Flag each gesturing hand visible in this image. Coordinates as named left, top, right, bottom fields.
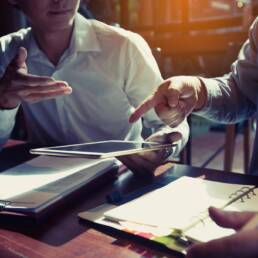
left=0, top=47, right=72, bottom=109
left=129, top=76, right=207, bottom=128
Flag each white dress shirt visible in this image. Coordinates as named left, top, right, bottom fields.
left=0, top=14, right=189, bottom=155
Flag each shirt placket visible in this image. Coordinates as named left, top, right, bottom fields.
left=54, top=54, right=77, bottom=144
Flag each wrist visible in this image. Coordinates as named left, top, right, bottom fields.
left=194, top=77, right=208, bottom=111
left=0, top=105, right=19, bottom=110
left=0, top=98, right=19, bottom=110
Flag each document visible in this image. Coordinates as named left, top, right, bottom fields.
left=103, top=176, right=258, bottom=243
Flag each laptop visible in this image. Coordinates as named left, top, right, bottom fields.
left=0, top=156, right=117, bottom=219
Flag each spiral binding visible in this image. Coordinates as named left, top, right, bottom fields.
left=184, top=186, right=257, bottom=234
left=228, top=186, right=256, bottom=203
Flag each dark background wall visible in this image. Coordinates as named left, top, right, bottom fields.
left=0, top=2, right=27, bottom=37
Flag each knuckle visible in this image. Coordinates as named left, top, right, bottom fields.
left=160, top=80, right=170, bottom=90
left=12, top=72, right=20, bottom=81
left=25, top=95, right=35, bottom=102
left=16, top=73, right=29, bottom=83
left=10, top=80, right=16, bottom=87
left=168, top=86, right=179, bottom=94
left=18, top=89, right=30, bottom=97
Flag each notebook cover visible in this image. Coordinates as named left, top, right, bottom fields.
left=78, top=203, right=189, bottom=256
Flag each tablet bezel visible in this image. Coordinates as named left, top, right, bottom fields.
left=30, top=140, right=174, bottom=159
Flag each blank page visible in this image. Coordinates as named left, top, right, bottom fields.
left=104, top=177, right=256, bottom=232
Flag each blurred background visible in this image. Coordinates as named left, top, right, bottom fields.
left=1, top=0, right=257, bottom=173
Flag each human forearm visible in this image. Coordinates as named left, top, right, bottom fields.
left=194, top=19, right=258, bottom=123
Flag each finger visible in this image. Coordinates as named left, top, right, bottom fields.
left=186, top=229, right=258, bottom=258
left=168, top=114, right=185, bottom=128
left=145, top=130, right=168, bottom=143
left=13, top=73, right=56, bottom=86
left=209, top=207, right=256, bottom=230
left=167, top=101, right=187, bottom=127
left=16, top=47, right=27, bottom=68
left=129, top=154, right=156, bottom=173
left=166, top=87, right=180, bottom=108
left=14, top=84, right=72, bottom=97
left=117, top=155, right=144, bottom=176
left=10, top=81, right=71, bottom=92
left=9, top=47, right=27, bottom=70
left=118, top=154, right=155, bottom=177
left=145, top=133, right=179, bottom=162
left=24, top=88, right=72, bottom=103
left=138, top=149, right=165, bottom=165
left=155, top=103, right=185, bottom=128
left=147, top=131, right=181, bottom=144
left=155, top=103, right=179, bottom=122
left=167, top=132, right=182, bottom=142
left=129, top=81, right=171, bottom=123
left=129, top=95, right=160, bottom=123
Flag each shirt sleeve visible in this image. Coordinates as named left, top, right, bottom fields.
left=0, top=34, right=20, bottom=150
left=194, top=18, right=258, bottom=123
left=0, top=108, right=19, bottom=150
left=123, top=32, right=189, bottom=154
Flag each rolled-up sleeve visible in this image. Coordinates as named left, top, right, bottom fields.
left=195, top=18, right=258, bottom=123
left=0, top=34, right=19, bottom=150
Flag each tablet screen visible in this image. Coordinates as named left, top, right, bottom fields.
left=48, top=141, right=160, bottom=153
left=30, top=140, right=173, bottom=158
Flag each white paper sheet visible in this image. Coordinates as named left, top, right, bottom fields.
left=104, top=176, right=258, bottom=242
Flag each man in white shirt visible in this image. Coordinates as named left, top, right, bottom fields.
left=0, top=0, right=189, bottom=176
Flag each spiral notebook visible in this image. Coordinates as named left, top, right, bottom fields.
left=103, top=176, right=258, bottom=244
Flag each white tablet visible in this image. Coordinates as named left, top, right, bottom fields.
left=30, top=140, right=174, bottom=159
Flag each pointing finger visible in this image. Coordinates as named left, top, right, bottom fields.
left=129, top=81, right=171, bottom=123
left=129, top=95, right=159, bottom=123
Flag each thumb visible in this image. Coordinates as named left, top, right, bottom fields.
left=209, top=207, right=255, bottom=230
left=167, top=131, right=182, bottom=143
left=186, top=229, right=258, bottom=258
left=15, top=47, right=27, bottom=69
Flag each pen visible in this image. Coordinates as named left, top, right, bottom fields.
left=242, top=214, right=258, bottom=231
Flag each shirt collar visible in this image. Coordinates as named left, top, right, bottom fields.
left=71, top=13, right=101, bottom=53
left=28, top=13, right=101, bottom=58
left=27, top=33, right=40, bottom=58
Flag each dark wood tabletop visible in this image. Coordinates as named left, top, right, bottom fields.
left=0, top=144, right=258, bottom=258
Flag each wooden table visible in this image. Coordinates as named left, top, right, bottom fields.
left=0, top=145, right=258, bottom=258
